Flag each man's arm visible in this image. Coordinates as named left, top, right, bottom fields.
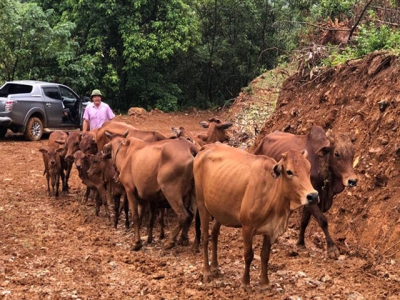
left=82, top=119, right=89, bottom=132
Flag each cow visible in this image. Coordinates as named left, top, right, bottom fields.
left=103, top=131, right=198, bottom=251
left=79, top=131, right=98, bottom=155
left=39, top=146, right=66, bottom=198
left=95, top=120, right=137, bottom=151
left=48, top=130, right=68, bottom=149
left=86, top=151, right=129, bottom=229
left=64, top=131, right=83, bottom=191
left=194, top=143, right=318, bottom=286
left=73, top=150, right=110, bottom=218
left=253, top=125, right=358, bottom=259
left=172, top=117, right=233, bottom=147
left=48, top=130, right=71, bottom=192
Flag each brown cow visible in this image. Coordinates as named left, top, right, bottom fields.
left=48, top=130, right=69, bottom=193
left=73, top=150, right=110, bottom=218
left=95, top=121, right=137, bottom=151
left=253, top=126, right=358, bottom=259
left=103, top=132, right=198, bottom=251
left=39, top=146, right=66, bottom=198
left=86, top=151, right=128, bottom=229
left=172, top=117, right=233, bottom=147
left=96, top=120, right=169, bottom=151
left=79, top=131, right=98, bottom=155
left=48, top=130, right=68, bottom=149
left=194, top=143, right=318, bottom=286
left=64, top=131, right=83, bottom=191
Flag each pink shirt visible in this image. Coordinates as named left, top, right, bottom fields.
left=83, top=102, right=115, bottom=130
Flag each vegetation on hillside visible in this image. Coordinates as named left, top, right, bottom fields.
left=0, top=0, right=399, bottom=111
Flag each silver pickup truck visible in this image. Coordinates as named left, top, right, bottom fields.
left=0, top=80, right=87, bottom=141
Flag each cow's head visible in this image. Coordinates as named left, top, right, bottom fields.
left=65, top=132, right=83, bottom=163
left=198, top=117, right=233, bottom=143
left=274, top=149, right=319, bottom=210
left=327, top=131, right=358, bottom=188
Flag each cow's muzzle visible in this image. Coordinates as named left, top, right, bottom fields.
left=348, top=178, right=358, bottom=187
left=306, top=192, right=319, bottom=205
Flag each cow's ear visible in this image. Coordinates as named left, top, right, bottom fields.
left=217, top=122, right=233, bottom=130
left=171, top=127, right=181, bottom=137
left=200, top=121, right=210, bottom=128
left=56, top=148, right=65, bottom=153
left=316, top=145, right=331, bottom=157
left=272, top=163, right=282, bottom=178
left=315, top=138, right=331, bottom=157
left=39, top=148, right=48, bottom=154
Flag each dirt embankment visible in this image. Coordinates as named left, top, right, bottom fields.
left=251, top=51, right=400, bottom=260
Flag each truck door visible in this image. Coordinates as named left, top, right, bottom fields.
left=42, top=86, right=64, bottom=127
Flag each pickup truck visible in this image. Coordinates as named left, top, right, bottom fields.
left=0, top=80, right=87, bottom=141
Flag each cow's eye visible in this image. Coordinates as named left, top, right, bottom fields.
left=334, top=152, right=340, bottom=158
left=75, top=142, right=79, bottom=146
left=286, top=170, right=294, bottom=176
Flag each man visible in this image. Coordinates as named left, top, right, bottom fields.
left=82, top=89, right=115, bottom=132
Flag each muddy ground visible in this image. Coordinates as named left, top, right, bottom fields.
left=1, top=52, right=400, bottom=299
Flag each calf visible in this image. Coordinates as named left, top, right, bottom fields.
left=194, top=143, right=318, bottom=286
left=39, top=146, right=66, bottom=198
left=48, top=130, right=69, bottom=193
left=87, top=151, right=128, bottom=229
left=73, top=150, right=110, bottom=218
left=64, top=131, right=83, bottom=191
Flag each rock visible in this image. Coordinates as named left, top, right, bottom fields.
left=347, top=291, right=365, bottom=300
left=128, top=107, right=147, bottom=116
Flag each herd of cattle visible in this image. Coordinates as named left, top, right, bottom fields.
left=38, top=118, right=358, bottom=287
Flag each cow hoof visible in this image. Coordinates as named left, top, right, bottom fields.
left=177, top=236, right=189, bottom=246
left=202, top=272, right=212, bottom=283
left=163, top=240, right=175, bottom=249
left=328, top=246, right=340, bottom=259
left=240, top=282, right=250, bottom=291
left=132, top=242, right=142, bottom=251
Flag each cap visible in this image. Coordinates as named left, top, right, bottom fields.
left=90, top=89, right=102, bottom=98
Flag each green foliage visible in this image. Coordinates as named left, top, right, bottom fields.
left=322, top=22, right=400, bottom=67
left=310, top=0, right=357, bottom=21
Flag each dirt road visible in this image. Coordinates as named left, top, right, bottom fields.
left=0, top=111, right=398, bottom=299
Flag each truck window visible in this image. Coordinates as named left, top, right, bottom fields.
left=43, top=87, right=62, bottom=100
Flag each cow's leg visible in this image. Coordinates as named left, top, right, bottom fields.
left=94, top=190, right=101, bottom=216
left=162, top=195, right=190, bottom=249
left=50, top=174, right=56, bottom=197
left=113, top=194, right=120, bottom=229
left=241, top=226, right=254, bottom=287
left=159, top=208, right=165, bottom=240
left=122, top=195, right=129, bottom=229
left=46, top=174, right=51, bottom=196
left=197, top=197, right=211, bottom=283
left=260, top=235, right=272, bottom=286
left=298, top=206, right=312, bottom=248
left=64, top=162, right=72, bottom=192
left=308, top=205, right=339, bottom=259
left=55, top=173, right=60, bottom=198
left=82, top=187, right=90, bottom=204
left=125, top=188, right=142, bottom=251
left=178, top=208, right=193, bottom=246
left=210, top=220, right=221, bottom=275
left=146, top=202, right=156, bottom=244
left=60, top=169, right=66, bottom=195
left=97, top=185, right=110, bottom=219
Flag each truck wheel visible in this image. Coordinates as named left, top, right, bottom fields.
left=0, top=127, right=7, bottom=139
left=24, top=117, right=43, bottom=141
